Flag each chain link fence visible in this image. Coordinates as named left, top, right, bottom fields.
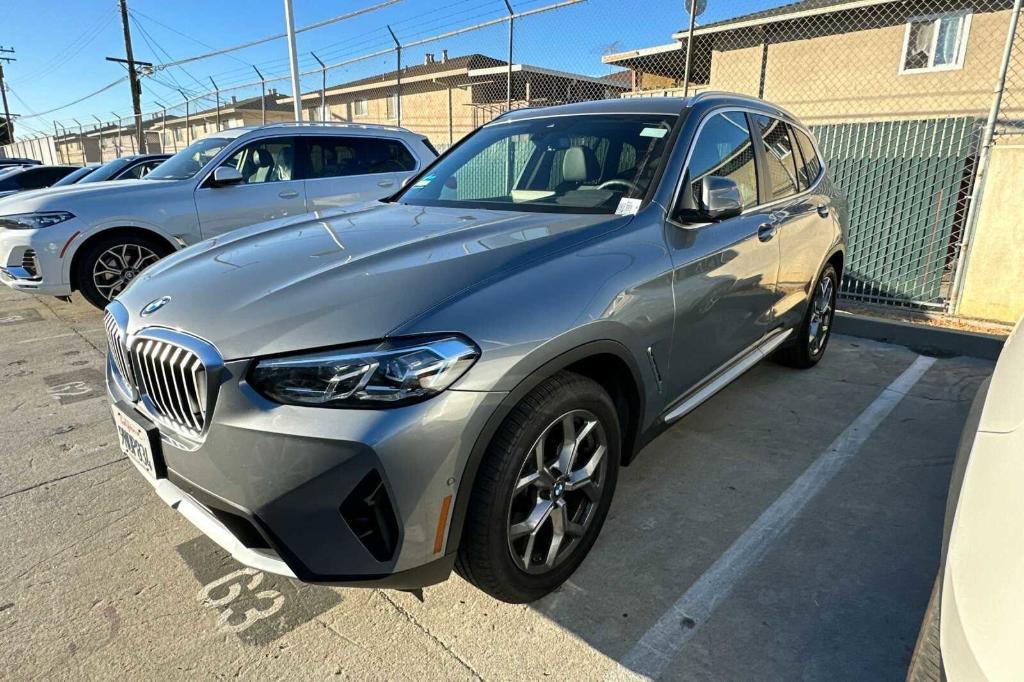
left=3, top=0, right=1022, bottom=315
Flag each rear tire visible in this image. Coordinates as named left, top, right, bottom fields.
left=456, top=371, right=620, bottom=603
left=73, top=232, right=172, bottom=309
left=773, top=263, right=838, bottom=369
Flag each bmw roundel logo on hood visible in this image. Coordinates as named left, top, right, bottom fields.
left=140, top=296, right=172, bottom=317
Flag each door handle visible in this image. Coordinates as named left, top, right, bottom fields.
left=278, top=190, right=299, bottom=199
left=377, top=180, right=395, bottom=188
left=816, top=204, right=830, bottom=218
left=758, top=222, right=777, bottom=242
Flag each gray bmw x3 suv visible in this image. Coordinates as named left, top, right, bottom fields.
left=104, top=93, right=845, bottom=603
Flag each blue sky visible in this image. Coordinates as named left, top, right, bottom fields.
left=2, top=0, right=785, bottom=138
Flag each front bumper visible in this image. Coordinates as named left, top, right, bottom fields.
left=106, top=349, right=505, bottom=587
left=0, top=223, right=79, bottom=296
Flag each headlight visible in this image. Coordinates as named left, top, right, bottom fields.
left=249, top=335, right=479, bottom=408
left=0, top=211, right=76, bottom=230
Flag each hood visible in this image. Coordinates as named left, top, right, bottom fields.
left=117, top=202, right=631, bottom=360
left=0, top=178, right=183, bottom=213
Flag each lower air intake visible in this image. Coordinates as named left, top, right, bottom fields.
left=340, top=470, right=399, bottom=562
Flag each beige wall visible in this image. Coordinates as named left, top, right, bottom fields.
left=957, top=143, right=1024, bottom=324
left=708, top=9, right=1017, bottom=124
left=323, top=86, right=476, bottom=147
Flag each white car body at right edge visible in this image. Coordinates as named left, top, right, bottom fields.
left=0, top=122, right=435, bottom=307
left=940, top=316, right=1024, bottom=680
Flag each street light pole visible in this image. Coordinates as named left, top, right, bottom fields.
left=283, top=0, right=303, bottom=122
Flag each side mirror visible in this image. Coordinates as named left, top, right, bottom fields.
left=211, top=165, right=244, bottom=187
left=700, top=176, right=743, bottom=221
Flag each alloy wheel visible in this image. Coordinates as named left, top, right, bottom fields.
left=92, top=243, right=160, bottom=301
left=808, top=274, right=835, bottom=355
left=506, top=409, right=608, bottom=574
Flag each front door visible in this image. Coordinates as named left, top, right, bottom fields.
left=663, top=110, right=781, bottom=401
left=194, top=136, right=306, bottom=238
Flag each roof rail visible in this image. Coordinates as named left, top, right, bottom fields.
left=687, top=90, right=800, bottom=119
left=256, top=121, right=411, bottom=133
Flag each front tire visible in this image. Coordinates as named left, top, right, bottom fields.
left=773, top=263, right=838, bottom=369
left=73, top=232, right=171, bottom=309
left=456, top=371, right=620, bottom=603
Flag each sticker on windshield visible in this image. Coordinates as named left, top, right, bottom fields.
left=640, top=127, right=669, bottom=138
left=412, top=174, right=436, bottom=188
left=615, top=198, right=642, bottom=216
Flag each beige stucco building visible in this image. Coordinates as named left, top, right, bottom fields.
left=149, top=92, right=294, bottom=153
left=284, top=52, right=627, bottom=149
left=604, top=0, right=1023, bottom=324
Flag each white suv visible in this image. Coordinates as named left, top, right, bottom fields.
left=0, top=123, right=435, bottom=308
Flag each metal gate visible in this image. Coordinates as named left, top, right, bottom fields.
left=813, top=117, right=979, bottom=309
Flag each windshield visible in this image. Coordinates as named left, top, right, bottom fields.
left=146, top=137, right=231, bottom=180
left=397, top=113, right=678, bottom=214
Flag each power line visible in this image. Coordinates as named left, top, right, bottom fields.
left=150, top=0, right=404, bottom=71
left=14, top=77, right=128, bottom=120
left=12, top=9, right=116, bottom=83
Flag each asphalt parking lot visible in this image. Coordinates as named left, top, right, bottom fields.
left=0, top=287, right=993, bottom=681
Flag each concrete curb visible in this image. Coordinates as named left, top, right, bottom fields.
left=834, top=311, right=1006, bottom=361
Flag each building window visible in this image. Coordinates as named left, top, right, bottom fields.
left=354, top=99, right=368, bottom=116
left=174, top=128, right=182, bottom=142
left=900, top=11, right=972, bottom=73
left=385, top=94, right=398, bottom=120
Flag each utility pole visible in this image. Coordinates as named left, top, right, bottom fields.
left=114, top=0, right=146, bottom=153
left=0, top=47, right=16, bottom=145
left=283, top=0, right=303, bottom=122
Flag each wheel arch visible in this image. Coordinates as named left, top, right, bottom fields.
left=68, top=225, right=178, bottom=292
left=447, top=339, right=645, bottom=557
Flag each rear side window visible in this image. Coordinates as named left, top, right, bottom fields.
left=791, top=127, right=822, bottom=189
left=304, top=136, right=416, bottom=179
left=680, top=111, right=759, bottom=211
left=753, top=115, right=799, bottom=200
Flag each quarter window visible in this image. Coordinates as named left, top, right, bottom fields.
left=753, top=115, right=799, bottom=200
left=680, top=111, right=759, bottom=212
left=901, top=12, right=971, bottom=73
left=304, top=136, right=416, bottom=179
left=791, top=127, right=822, bottom=189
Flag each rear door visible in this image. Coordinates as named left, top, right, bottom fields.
left=752, top=115, right=832, bottom=327
left=301, top=135, right=419, bottom=212
left=194, top=136, right=306, bottom=238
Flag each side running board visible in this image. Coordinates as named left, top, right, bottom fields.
left=662, top=328, right=793, bottom=424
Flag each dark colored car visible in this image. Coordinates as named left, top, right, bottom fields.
left=0, top=157, right=41, bottom=167
left=73, top=154, right=172, bottom=184
left=51, top=166, right=100, bottom=187
left=0, top=165, right=79, bottom=198
left=104, top=93, right=845, bottom=603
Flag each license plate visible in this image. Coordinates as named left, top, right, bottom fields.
left=112, top=404, right=162, bottom=480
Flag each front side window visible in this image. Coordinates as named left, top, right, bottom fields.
left=754, top=115, right=799, bottom=200
left=398, top=113, right=678, bottom=215
left=679, top=111, right=759, bottom=213
left=220, top=138, right=297, bottom=184
left=147, top=137, right=232, bottom=180
left=305, top=136, right=416, bottom=179
left=901, top=12, right=971, bottom=73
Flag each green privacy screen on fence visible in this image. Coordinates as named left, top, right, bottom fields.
left=813, top=117, right=979, bottom=308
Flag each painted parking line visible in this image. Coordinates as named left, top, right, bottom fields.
left=608, top=354, right=937, bottom=681
left=0, top=308, right=43, bottom=326
left=176, top=536, right=343, bottom=645
left=43, top=368, right=106, bottom=406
